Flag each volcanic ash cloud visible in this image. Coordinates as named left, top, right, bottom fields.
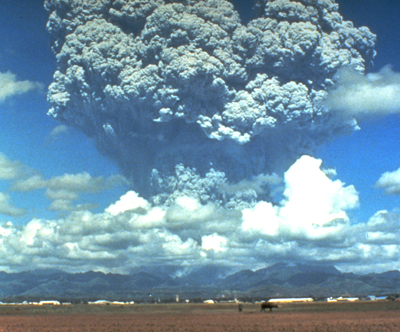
left=45, top=0, right=376, bottom=207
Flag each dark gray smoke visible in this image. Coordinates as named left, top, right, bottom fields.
left=45, top=0, right=376, bottom=207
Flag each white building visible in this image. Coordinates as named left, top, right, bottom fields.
left=336, top=297, right=359, bottom=302
left=88, top=300, right=110, bottom=305
left=268, top=298, right=314, bottom=303
left=39, top=300, right=61, bottom=305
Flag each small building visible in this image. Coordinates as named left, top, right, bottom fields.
left=376, top=296, right=388, bottom=301
left=268, top=298, right=313, bottom=303
left=203, top=299, right=215, bottom=304
left=336, top=297, right=359, bottom=302
left=39, top=301, right=61, bottom=305
left=366, top=296, right=389, bottom=301
left=88, top=300, right=110, bottom=305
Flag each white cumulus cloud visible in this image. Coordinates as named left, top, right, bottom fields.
left=375, top=166, right=400, bottom=195
left=0, top=153, right=26, bottom=180
left=201, top=233, right=227, bottom=252
left=0, top=193, right=25, bottom=217
left=48, top=125, right=69, bottom=140
left=242, top=155, right=358, bottom=240
left=0, top=71, right=43, bottom=103
left=12, top=172, right=128, bottom=212
left=325, top=66, right=400, bottom=117
left=106, top=191, right=150, bottom=216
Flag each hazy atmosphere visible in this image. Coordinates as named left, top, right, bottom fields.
left=0, top=0, right=400, bottom=276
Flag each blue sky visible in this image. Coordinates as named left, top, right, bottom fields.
left=318, top=0, right=400, bottom=222
left=0, top=0, right=399, bottom=274
left=0, top=0, right=130, bottom=223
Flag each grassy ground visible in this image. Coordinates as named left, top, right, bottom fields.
left=0, top=301, right=398, bottom=331
left=0, top=300, right=399, bottom=315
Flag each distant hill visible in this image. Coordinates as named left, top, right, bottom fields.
left=1, top=263, right=400, bottom=302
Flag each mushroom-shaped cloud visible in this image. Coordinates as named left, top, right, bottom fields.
left=45, top=0, right=376, bottom=206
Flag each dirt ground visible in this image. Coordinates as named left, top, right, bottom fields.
left=0, top=301, right=399, bottom=332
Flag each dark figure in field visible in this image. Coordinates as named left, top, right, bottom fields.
left=260, top=302, right=278, bottom=312
left=238, top=304, right=243, bottom=312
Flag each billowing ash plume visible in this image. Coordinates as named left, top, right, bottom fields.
left=45, top=0, right=376, bottom=206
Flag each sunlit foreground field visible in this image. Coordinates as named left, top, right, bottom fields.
left=0, top=301, right=399, bottom=332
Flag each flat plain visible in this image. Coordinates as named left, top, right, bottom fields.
left=0, top=301, right=399, bottom=332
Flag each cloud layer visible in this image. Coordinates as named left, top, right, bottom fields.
left=0, top=154, right=398, bottom=274
left=12, top=172, right=128, bottom=212
left=0, top=151, right=128, bottom=218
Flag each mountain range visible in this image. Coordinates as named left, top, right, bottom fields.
left=1, top=263, right=400, bottom=303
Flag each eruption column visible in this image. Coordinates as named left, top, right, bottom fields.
left=45, top=0, right=376, bottom=208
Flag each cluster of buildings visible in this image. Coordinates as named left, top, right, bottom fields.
left=0, top=300, right=65, bottom=306
left=266, top=295, right=392, bottom=303
left=266, top=298, right=314, bottom=303
left=0, top=295, right=393, bottom=306
left=87, top=300, right=135, bottom=305
left=202, top=295, right=392, bottom=304
left=0, top=300, right=136, bottom=306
